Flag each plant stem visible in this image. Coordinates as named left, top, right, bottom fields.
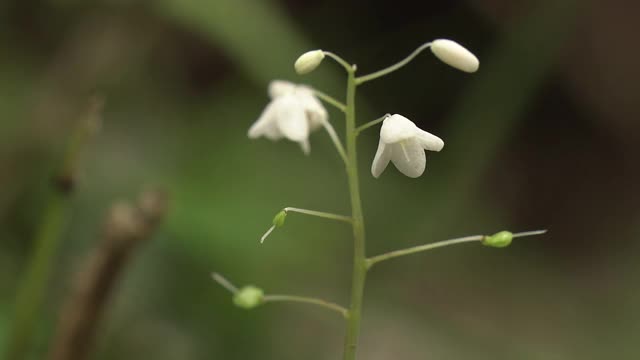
left=263, top=295, right=349, bottom=318
left=5, top=97, right=103, bottom=360
left=366, top=235, right=483, bottom=269
left=321, top=121, right=349, bottom=165
left=355, top=114, right=390, bottom=136
left=211, top=273, right=239, bottom=294
left=355, top=42, right=432, bottom=85
left=312, top=89, right=346, bottom=112
left=5, top=194, right=68, bottom=360
left=260, top=207, right=352, bottom=243
left=211, top=273, right=349, bottom=318
left=284, top=207, right=352, bottom=223
left=324, top=51, right=354, bottom=74
left=342, top=65, right=367, bottom=360
left=366, top=230, right=548, bottom=269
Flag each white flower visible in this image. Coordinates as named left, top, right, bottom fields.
left=430, top=39, right=479, bottom=73
left=371, top=114, right=444, bottom=178
left=294, top=50, right=325, bottom=74
left=248, top=80, right=328, bottom=154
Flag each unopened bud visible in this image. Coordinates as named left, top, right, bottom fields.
left=294, top=50, right=325, bottom=74
left=482, top=231, right=513, bottom=248
left=233, top=286, right=264, bottom=309
left=272, top=210, right=287, bottom=228
left=430, top=39, right=479, bottom=73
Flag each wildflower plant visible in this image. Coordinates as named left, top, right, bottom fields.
left=213, top=39, right=545, bottom=359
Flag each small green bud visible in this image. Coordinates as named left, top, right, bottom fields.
left=482, top=231, right=513, bottom=248
left=233, top=286, right=264, bottom=309
left=272, top=210, right=287, bottom=228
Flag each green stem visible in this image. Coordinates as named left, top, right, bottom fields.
left=320, top=121, right=349, bottom=165
left=355, top=42, right=433, bottom=85
left=263, top=295, right=349, bottom=318
left=210, top=273, right=349, bottom=318
left=313, top=89, right=346, bottom=112
left=211, top=272, right=239, bottom=294
left=284, top=207, right=352, bottom=223
left=342, top=66, right=367, bottom=360
left=5, top=97, right=102, bottom=360
left=367, top=235, right=483, bottom=269
left=5, top=192, right=69, bottom=360
left=366, top=230, right=548, bottom=269
left=324, top=51, right=354, bottom=74
left=260, top=207, right=352, bottom=243
left=355, top=114, right=390, bottom=136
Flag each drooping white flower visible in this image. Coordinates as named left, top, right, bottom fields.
left=248, top=80, right=328, bottom=154
left=294, top=50, right=325, bottom=74
left=371, top=114, right=444, bottom=178
left=430, top=39, right=479, bottom=73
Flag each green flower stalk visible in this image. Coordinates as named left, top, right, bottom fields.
left=213, top=38, right=546, bottom=360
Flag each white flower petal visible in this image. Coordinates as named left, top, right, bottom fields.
left=251, top=81, right=330, bottom=154
left=371, top=139, right=392, bottom=178
left=299, top=139, right=311, bottom=155
left=274, top=95, right=309, bottom=142
left=248, top=100, right=283, bottom=140
left=415, top=128, right=444, bottom=152
left=296, top=87, right=328, bottom=130
left=268, top=80, right=296, bottom=99
left=380, top=114, right=418, bottom=144
left=390, top=138, right=426, bottom=178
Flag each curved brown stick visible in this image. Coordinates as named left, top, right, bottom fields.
left=48, top=189, right=168, bottom=360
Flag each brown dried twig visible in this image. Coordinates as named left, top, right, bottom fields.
left=47, top=189, right=168, bottom=360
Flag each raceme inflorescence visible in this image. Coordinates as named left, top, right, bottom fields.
left=213, top=38, right=546, bottom=360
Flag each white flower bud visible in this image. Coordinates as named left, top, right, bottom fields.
left=294, top=50, right=325, bottom=74
left=430, top=39, right=479, bottom=73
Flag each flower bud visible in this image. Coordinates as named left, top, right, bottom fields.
left=482, top=231, right=513, bottom=248
left=233, top=286, right=264, bottom=309
left=294, top=50, right=325, bottom=74
left=430, top=39, right=479, bottom=73
left=272, top=210, right=287, bottom=227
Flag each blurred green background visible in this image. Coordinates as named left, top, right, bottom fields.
left=2, top=0, right=640, bottom=359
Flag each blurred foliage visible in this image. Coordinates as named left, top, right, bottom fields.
left=2, top=0, right=640, bottom=359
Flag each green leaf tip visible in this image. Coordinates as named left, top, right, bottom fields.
left=233, top=286, right=264, bottom=309
left=272, top=210, right=287, bottom=228
left=482, top=231, right=513, bottom=248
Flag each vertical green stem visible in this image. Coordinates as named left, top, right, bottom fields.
left=342, top=67, right=367, bottom=360
left=5, top=192, right=69, bottom=360
left=5, top=97, right=101, bottom=360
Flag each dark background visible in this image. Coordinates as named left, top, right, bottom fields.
left=1, top=0, right=639, bottom=359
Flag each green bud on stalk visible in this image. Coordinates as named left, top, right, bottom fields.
left=233, top=286, right=264, bottom=309
left=272, top=210, right=287, bottom=227
left=482, top=231, right=513, bottom=248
